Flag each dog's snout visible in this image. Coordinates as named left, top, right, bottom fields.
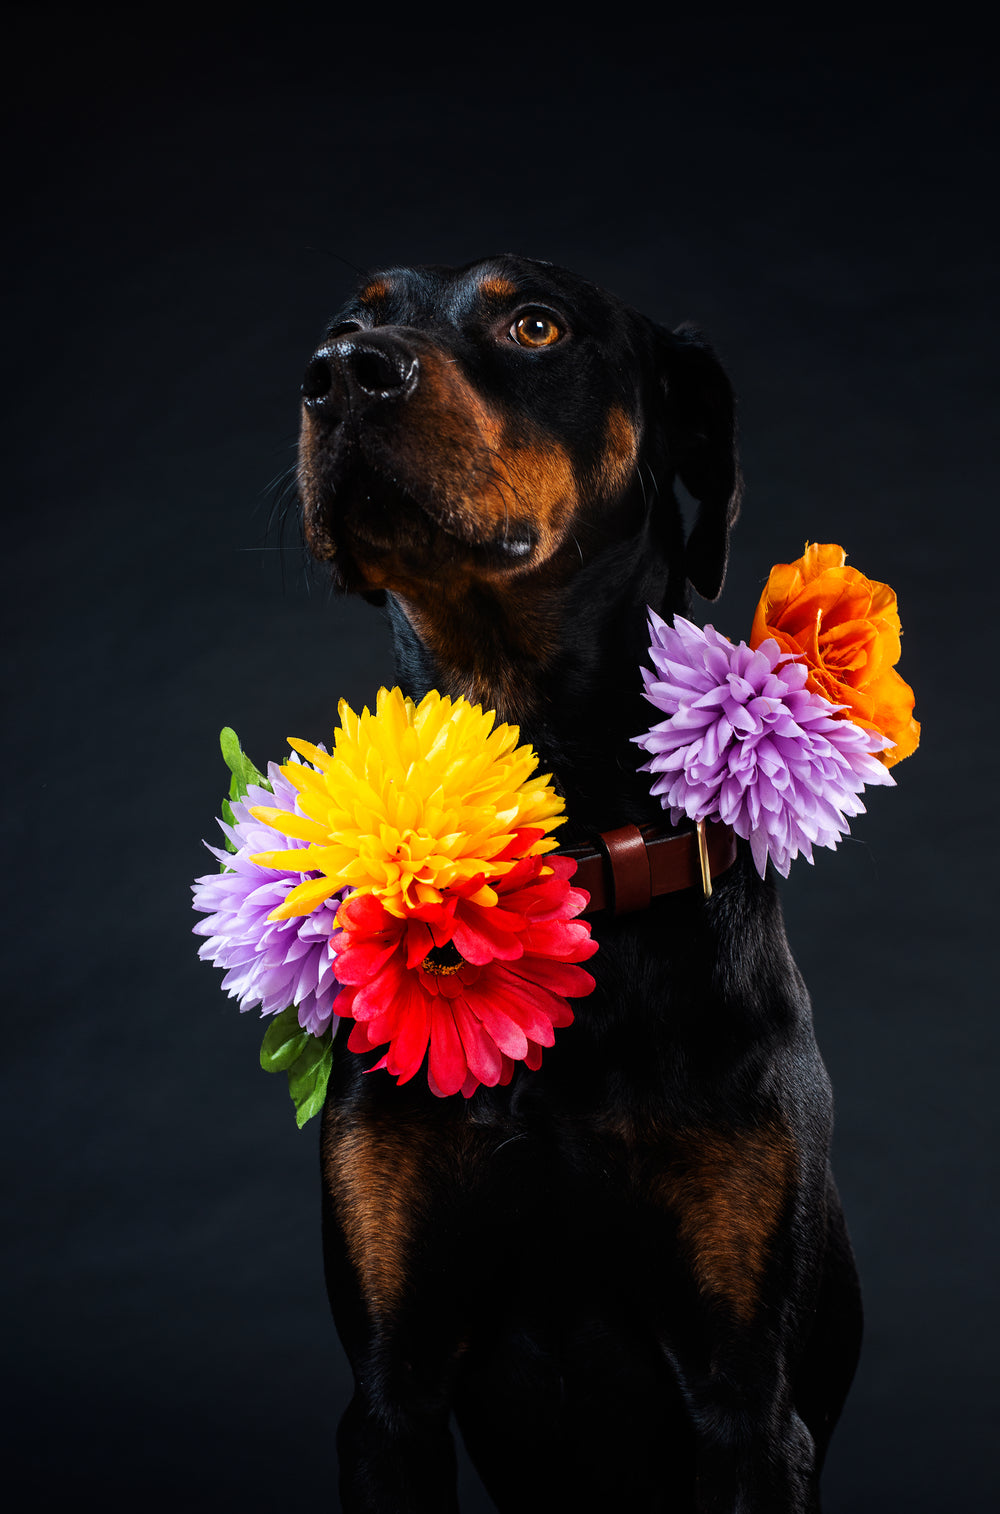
left=302, top=337, right=419, bottom=410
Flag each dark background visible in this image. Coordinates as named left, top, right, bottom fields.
left=3, top=5, right=996, bottom=1509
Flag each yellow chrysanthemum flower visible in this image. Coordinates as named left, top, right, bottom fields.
left=250, top=687, right=565, bottom=921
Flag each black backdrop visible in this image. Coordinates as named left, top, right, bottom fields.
left=4, top=6, right=996, bottom=1510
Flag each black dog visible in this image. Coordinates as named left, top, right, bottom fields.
left=297, top=255, right=862, bottom=1513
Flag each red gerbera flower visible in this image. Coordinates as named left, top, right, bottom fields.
left=331, top=854, right=597, bottom=1097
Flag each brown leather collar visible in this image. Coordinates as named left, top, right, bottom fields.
left=559, top=821, right=738, bottom=916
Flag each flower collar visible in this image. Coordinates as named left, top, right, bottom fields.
left=192, top=543, right=917, bottom=1122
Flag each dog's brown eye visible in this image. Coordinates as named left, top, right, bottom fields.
left=510, top=312, right=563, bottom=348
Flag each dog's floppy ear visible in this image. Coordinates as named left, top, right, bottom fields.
left=655, top=322, right=742, bottom=601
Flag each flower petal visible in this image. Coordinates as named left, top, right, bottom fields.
left=428, top=1003, right=469, bottom=1097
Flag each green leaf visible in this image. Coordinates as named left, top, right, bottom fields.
left=216, top=728, right=271, bottom=866
left=219, top=726, right=268, bottom=802
left=287, top=1033, right=333, bottom=1128
left=259, top=1008, right=333, bottom=1128
left=219, top=796, right=238, bottom=856
left=260, top=1005, right=312, bottom=1071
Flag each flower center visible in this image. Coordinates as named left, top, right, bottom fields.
left=421, top=940, right=466, bottom=976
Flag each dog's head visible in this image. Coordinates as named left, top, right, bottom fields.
left=298, top=255, right=740, bottom=712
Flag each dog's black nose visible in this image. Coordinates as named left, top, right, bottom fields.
left=302, top=336, right=419, bottom=409
left=302, top=354, right=335, bottom=403
left=348, top=344, right=417, bottom=397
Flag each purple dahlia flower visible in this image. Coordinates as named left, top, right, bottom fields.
left=634, top=612, right=895, bottom=878
left=192, top=761, right=344, bottom=1036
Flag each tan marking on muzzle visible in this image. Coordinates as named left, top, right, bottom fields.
left=297, top=406, right=339, bottom=560
left=394, top=348, right=580, bottom=564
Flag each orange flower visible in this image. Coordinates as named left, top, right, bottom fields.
left=749, top=543, right=919, bottom=767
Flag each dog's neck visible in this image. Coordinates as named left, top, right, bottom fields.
left=383, top=516, right=690, bottom=840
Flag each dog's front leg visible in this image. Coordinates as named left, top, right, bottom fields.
left=650, top=1123, right=826, bottom=1513
left=320, top=1100, right=494, bottom=1514
left=672, top=1346, right=818, bottom=1514
left=333, top=1342, right=462, bottom=1514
